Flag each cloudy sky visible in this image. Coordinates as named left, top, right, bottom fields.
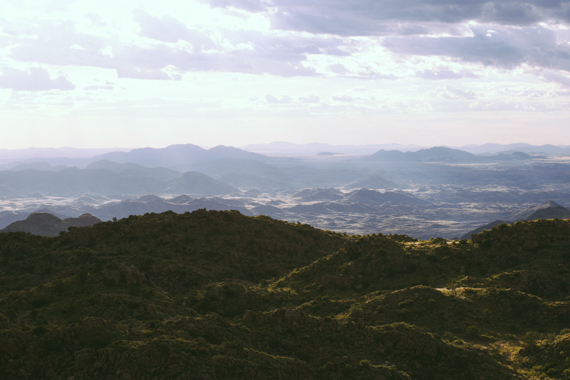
left=2, top=0, right=570, bottom=149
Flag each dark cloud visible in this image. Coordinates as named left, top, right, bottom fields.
left=0, top=67, right=75, bottom=91
left=208, top=0, right=570, bottom=36
left=383, top=25, right=570, bottom=72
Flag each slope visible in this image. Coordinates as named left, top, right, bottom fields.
left=0, top=212, right=570, bottom=379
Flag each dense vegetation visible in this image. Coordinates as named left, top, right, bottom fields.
left=1, top=210, right=570, bottom=379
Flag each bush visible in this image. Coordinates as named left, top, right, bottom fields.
left=359, top=360, right=370, bottom=367
left=32, top=326, right=47, bottom=335
left=523, top=331, right=542, bottom=346
left=482, top=308, right=492, bottom=322
left=398, top=299, right=413, bottom=309
left=341, top=364, right=354, bottom=375
left=466, top=326, right=479, bottom=338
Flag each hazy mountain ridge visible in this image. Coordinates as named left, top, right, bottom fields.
left=3, top=142, right=570, bottom=240
left=1, top=212, right=102, bottom=236
left=0, top=167, right=236, bottom=197
left=1, top=210, right=570, bottom=379
left=367, top=146, right=532, bottom=163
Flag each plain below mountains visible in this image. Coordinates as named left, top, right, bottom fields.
left=461, top=200, right=570, bottom=239
left=0, top=212, right=102, bottom=237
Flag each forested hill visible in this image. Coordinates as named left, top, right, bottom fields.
left=1, top=210, right=570, bottom=379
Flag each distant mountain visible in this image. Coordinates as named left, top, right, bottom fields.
left=218, top=172, right=287, bottom=191
left=525, top=206, right=570, bottom=221
left=462, top=201, right=570, bottom=240
left=347, top=175, right=397, bottom=190
left=168, top=195, right=194, bottom=204
left=86, top=160, right=181, bottom=181
left=11, top=162, right=67, bottom=171
left=240, top=141, right=423, bottom=156
left=368, top=147, right=478, bottom=163
left=460, top=220, right=511, bottom=240
left=1, top=212, right=101, bottom=236
left=343, top=189, right=427, bottom=206
left=293, top=188, right=343, bottom=202
left=0, top=147, right=128, bottom=161
left=367, top=146, right=530, bottom=163
left=162, top=172, right=237, bottom=196
left=0, top=210, right=28, bottom=229
left=79, top=196, right=253, bottom=221
left=457, top=143, right=570, bottom=155
left=92, top=144, right=267, bottom=170
left=0, top=167, right=236, bottom=197
left=506, top=200, right=563, bottom=221
left=206, top=145, right=266, bottom=161
left=285, top=203, right=334, bottom=215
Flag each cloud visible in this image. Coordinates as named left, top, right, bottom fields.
left=383, top=24, right=570, bottom=73
left=328, top=64, right=349, bottom=74
left=84, top=84, right=113, bottom=90
left=440, top=85, right=477, bottom=100
left=415, top=69, right=479, bottom=80
left=299, top=94, right=320, bottom=103
left=209, top=0, right=267, bottom=13
left=7, top=18, right=343, bottom=79
left=208, top=0, right=570, bottom=36
left=332, top=95, right=355, bottom=102
left=265, top=94, right=292, bottom=104
left=0, top=67, right=75, bottom=91
left=44, top=0, right=78, bottom=13
left=85, top=13, right=106, bottom=27
left=133, top=9, right=217, bottom=53
left=542, top=71, right=570, bottom=87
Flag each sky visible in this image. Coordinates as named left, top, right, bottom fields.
left=2, top=0, right=570, bottom=149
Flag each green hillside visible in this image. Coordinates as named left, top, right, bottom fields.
left=1, top=211, right=570, bottom=379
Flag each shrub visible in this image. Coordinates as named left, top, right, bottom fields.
left=482, top=308, right=492, bottom=322
left=32, top=326, right=47, bottom=335
left=523, top=331, right=542, bottom=346
left=398, top=299, right=414, bottom=309
left=465, top=326, right=479, bottom=338
left=359, top=360, right=370, bottom=367
left=52, top=279, right=65, bottom=294
left=341, top=364, right=354, bottom=375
